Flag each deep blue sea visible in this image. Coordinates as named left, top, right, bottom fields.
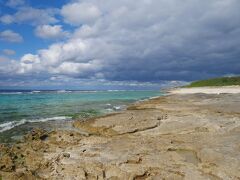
left=0, top=90, right=163, bottom=143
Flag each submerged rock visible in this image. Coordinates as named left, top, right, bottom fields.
left=24, top=128, right=48, bottom=141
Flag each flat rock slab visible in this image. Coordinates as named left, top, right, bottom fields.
left=1, top=93, right=240, bottom=179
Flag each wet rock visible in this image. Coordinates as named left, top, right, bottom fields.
left=24, top=128, right=48, bottom=141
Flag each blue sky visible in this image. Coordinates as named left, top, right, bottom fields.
left=0, top=0, right=239, bottom=90
left=0, top=0, right=69, bottom=59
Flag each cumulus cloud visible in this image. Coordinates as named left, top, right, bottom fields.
left=35, top=25, right=69, bottom=39
left=2, top=49, right=16, bottom=56
left=0, top=56, right=9, bottom=62
left=61, top=2, right=101, bottom=25
left=1, top=0, right=240, bottom=88
left=17, top=54, right=41, bottom=74
left=0, top=15, right=14, bottom=24
left=0, top=7, right=58, bottom=25
left=0, top=30, right=23, bottom=42
left=6, top=0, right=24, bottom=7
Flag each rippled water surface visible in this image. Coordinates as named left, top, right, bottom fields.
left=0, top=90, right=163, bottom=142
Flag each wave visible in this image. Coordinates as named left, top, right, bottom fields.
left=149, top=96, right=161, bottom=100
left=113, top=106, right=122, bottom=110
left=29, top=91, right=41, bottom=94
left=135, top=95, right=162, bottom=104
left=107, top=90, right=127, bottom=92
left=57, top=90, right=73, bottom=93
left=0, top=92, right=23, bottom=95
left=104, top=108, right=114, bottom=112
left=77, top=90, right=98, bottom=93
left=103, top=105, right=127, bottom=113
left=0, top=116, right=72, bottom=133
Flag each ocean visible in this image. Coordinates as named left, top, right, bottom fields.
left=0, top=90, right=163, bottom=143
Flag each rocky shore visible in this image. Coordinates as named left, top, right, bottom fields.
left=1, top=88, right=240, bottom=179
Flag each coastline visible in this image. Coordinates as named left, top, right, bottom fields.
left=169, top=86, right=240, bottom=94
left=1, top=87, right=240, bottom=179
left=0, top=90, right=163, bottom=142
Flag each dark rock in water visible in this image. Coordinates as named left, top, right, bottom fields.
left=24, top=128, right=48, bottom=141
left=40, top=134, right=48, bottom=141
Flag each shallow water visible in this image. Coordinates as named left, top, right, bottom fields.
left=0, top=90, right=163, bottom=142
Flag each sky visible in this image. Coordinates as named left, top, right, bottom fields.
left=0, top=0, right=239, bottom=90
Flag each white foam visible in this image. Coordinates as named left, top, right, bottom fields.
left=113, top=105, right=126, bottom=110
left=0, top=92, right=23, bottom=95
left=31, top=91, right=41, bottom=93
left=149, top=96, right=160, bottom=100
left=79, top=90, right=98, bottom=93
left=57, top=90, right=72, bottom=93
left=0, top=116, right=72, bottom=133
left=32, top=116, right=71, bottom=122
left=107, top=90, right=126, bottom=92
left=0, top=120, right=27, bottom=132
left=105, top=108, right=114, bottom=112
left=0, top=121, right=15, bottom=128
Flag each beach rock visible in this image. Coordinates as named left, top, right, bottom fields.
left=24, top=128, right=48, bottom=141
left=0, top=154, right=15, bottom=172
left=0, top=145, right=25, bottom=172
left=1, top=92, right=240, bottom=179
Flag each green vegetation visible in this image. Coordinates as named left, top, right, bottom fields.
left=186, top=76, right=240, bottom=87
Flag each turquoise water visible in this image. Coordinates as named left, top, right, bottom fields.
left=0, top=90, right=163, bottom=142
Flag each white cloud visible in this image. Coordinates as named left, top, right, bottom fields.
left=61, top=2, right=101, bottom=25
left=53, top=61, right=101, bottom=75
left=1, top=0, right=240, bottom=85
left=0, top=30, right=23, bottom=42
left=73, top=25, right=97, bottom=38
left=2, top=49, right=16, bottom=56
left=18, top=54, right=41, bottom=74
left=6, top=0, right=25, bottom=7
left=0, top=56, right=10, bottom=62
left=0, top=15, right=14, bottom=24
left=35, top=25, right=69, bottom=39
left=21, top=54, right=40, bottom=64
left=38, top=39, right=90, bottom=67
left=0, top=58, right=19, bottom=75
left=0, top=7, right=58, bottom=25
